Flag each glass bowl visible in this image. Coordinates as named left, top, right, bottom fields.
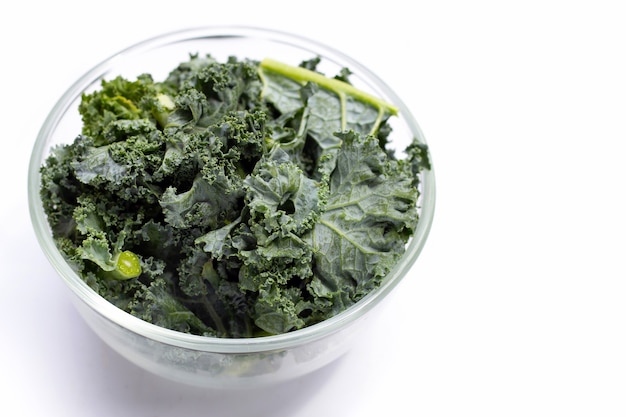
left=28, top=26, right=435, bottom=389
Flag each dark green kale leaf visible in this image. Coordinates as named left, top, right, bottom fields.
left=164, top=55, right=264, bottom=132
left=159, top=174, right=241, bottom=230
left=129, top=275, right=216, bottom=336
left=258, top=57, right=399, bottom=181
left=244, top=150, right=323, bottom=236
left=195, top=152, right=324, bottom=335
left=259, top=57, right=397, bottom=145
left=305, top=131, right=419, bottom=316
left=41, top=53, right=428, bottom=338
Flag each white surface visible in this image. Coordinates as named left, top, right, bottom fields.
left=2, top=1, right=625, bottom=416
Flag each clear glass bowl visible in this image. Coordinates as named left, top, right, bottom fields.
left=28, top=26, right=436, bottom=389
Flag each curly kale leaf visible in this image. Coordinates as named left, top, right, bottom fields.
left=41, top=54, right=427, bottom=338
left=71, top=135, right=164, bottom=202
left=195, top=153, right=324, bottom=335
left=129, top=275, right=216, bottom=336
left=160, top=174, right=241, bottom=230
left=79, top=74, right=171, bottom=145
left=258, top=57, right=399, bottom=182
left=259, top=57, right=397, bottom=148
left=305, top=131, right=419, bottom=314
left=244, top=150, right=323, bottom=236
left=164, top=55, right=264, bottom=132
left=175, top=245, right=254, bottom=338
left=405, top=138, right=432, bottom=179
left=195, top=131, right=420, bottom=335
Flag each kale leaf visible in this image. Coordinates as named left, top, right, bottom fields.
left=40, top=54, right=430, bottom=337
left=306, top=131, right=419, bottom=316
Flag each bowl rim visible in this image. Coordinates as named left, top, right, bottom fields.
left=28, top=25, right=436, bottom=353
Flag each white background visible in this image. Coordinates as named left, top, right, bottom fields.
left=2, top=1, right=625, bottom=416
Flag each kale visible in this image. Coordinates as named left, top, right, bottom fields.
left=40, top=54, right=430, bottom=337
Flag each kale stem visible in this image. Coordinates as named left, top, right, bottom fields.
left=111, top=250, right=142, bottom=280
left=259, top=58, right=399, bottom=116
